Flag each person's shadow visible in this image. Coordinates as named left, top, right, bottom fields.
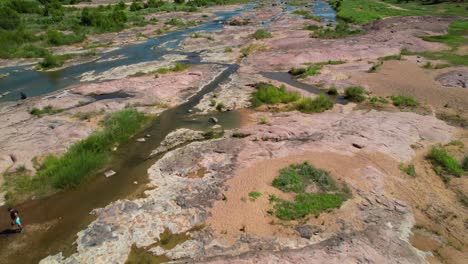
left=0, top=229, right=21, bottom=235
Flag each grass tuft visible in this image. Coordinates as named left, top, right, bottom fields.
left=427, top=146, right=464, bottom=180
left=399, top=163, right=416, bottom=177
left=390, top=95, right=418, bottom=108
left=344, top=86, right=366, bottom=102
left=252, top=29, right=272, bottom=40
left=248, top=191, right=262, bottom=200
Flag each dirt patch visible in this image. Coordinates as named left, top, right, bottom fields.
left=353, top=60, right=468, bottom=112
left=207, top=151, right=404, bottom=244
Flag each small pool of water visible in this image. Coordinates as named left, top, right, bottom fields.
left=312, top=0, right=337, bottom=24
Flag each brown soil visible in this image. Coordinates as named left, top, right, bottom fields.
left=353, top=60, right=468, bottom=112
left=206, top=151, right=404, bottom=244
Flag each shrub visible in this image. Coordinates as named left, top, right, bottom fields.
left=399, top=163, right=416, bottom=177
left=250, top=83, right=300, bottom=107
left=272, top=162, right=336, bottom=193
left=311, top=21, right=361, bottom=39
left=39, top=53, right=66, bottom=69
left=154, top=62, right=189, bottom=74
left=344, top=86, right=366, bottom=102
left=252, top=29, right=272, bottom=40
left=216, top=102, right=225, bottom=111
left=294, top=95, right=333, bottom=113
left=46, top=30, right=85, bottom=46
left=391, top=95, right=418, bottom=107
left=130, top=0, right=143, bottom=11
left=259, top=116, right=269, bottom=124
left=0, top=7, right=21, bottom=30
left=248, top=191, right=262, bottom=200
left=427, top=146, right=464, bottom=178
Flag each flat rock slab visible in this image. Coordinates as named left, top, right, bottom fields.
left=436, top=70, right=468, bottom=88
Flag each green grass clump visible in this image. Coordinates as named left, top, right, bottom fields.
left=390, top=95, right=418, bottom=108
left=369, top=96, right=388, bottom=105
left=344, top=86, right=366, bottom=102
left=399, top=163, right=416, bottom=177
left=38, top=53, right=71, bottom=70
left=250, top=83, right=300, bottom=107
left=270, top=162, right=351, bottom=220
left=427, top=146, right=464, bottom=179
left=275, top=193, right=344, bottom=220
left=252, top=29, right=272, bottom=40
left=46, top=30, right=85, bottom=46
left=292, top=9, right=322, bottom=21
left=30, top=105, right=63, bottom=117
left=311, top=21, right=361, bottom=39
left=294, top=95, right=333, bottom=113
left=154, top=62, right=190, bottom=74
left=289, top=60, right=344, bottom=78
left=216, top=102, right=225, bottom=111
left=272, top=162, right=337, bottom=193
left=248, top=191, right=262, bottom=200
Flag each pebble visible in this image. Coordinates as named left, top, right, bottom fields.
left=136, top=138, right=146, bottom=142
left=133, top=181, right=138, bottom=185
left=105, top=170, right=116, bottom=178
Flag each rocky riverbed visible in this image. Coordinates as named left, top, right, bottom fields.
left=1, top=1, right=467, bottom=264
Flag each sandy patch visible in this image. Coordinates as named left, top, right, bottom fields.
left=206, top=150, right=404, bottom=244
left=353, top=60, right=468, bottom=112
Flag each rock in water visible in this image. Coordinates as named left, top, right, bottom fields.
left=209, top=117, right=218, bottom=124
left=104, top=170, right=116, bottom=178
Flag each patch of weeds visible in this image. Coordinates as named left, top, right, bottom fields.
left=259, top=116, right=269, bottom=124
left=310, top=21, right=361, bottom=39
left=274, top=193, right=344, bottom=220
left=240, top=197, right=247, bottom=202
left=202, top=128, right=224, bottom=139
left=216, top=102, right=225, bottom=111
left=232, top=132, right=250, bottom=138
left=38, top=53, right=71, bottom=70
left=391, top=95, right=418, bottom=108
left=344, top=86, right=366, bottom=102
left=209, top=99, right=217, bottom=107
left=447, top=140, right=464, bottom=148
left=164, top=18, right=186, bottom=27
left=294, top=95, right=333, bottom=113
left=304, top=24, right=319, bottom=31
left=368, top=96, right=388, bottom=105
left=289, top=60, right=344, bottom=78
left=436, top=112, right=467, bottom=129
left=250, top=82, right=300, bottom=107
left=239, top=43, right=267, bottom=58
left=427, top=146, right=464, bottom=180
left=272, top=162, right=337, bottom=193
left=248, top=191, right=262, bottom=200
left=4, top=109, right=148, bottom=202
left=154, top=62, right=190, bottom=74
left=224, top=46, right=232, bottom=52
left=399, top=163, right=416, bottom=177
left=368, top=54, right=401, bottom=73
left=30, top=105, right=63, bottom=117
left=252, top=29, right=272, bottom=40
left=293, top=9, right=322, bottom=21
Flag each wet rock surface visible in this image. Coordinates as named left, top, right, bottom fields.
left=436, top=70, right=468, bottom=88
left=150, top=128, right=205, bottom=157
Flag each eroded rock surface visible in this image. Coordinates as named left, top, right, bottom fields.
left=150, top=128, right=205, bottom=157
left=41, top=110, right=453, bottom=264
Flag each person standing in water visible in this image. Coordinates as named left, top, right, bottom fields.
left=8, top=207, right=23, bottom=233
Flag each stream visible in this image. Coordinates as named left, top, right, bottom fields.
left=0, top=1, right=336, bottom=263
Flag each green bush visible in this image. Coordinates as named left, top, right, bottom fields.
left=248, top=191, right=262, bottom=200
left=272, top=162, right=336, bottom=193
left=46, top=30, right=85, bottom=46
left=399, top=163, right=416, bottom=177
left=252, top=29, right=272, bottom=40
left=0, top=7, right=21, bottom=30
left=391, top=95, right=418, bottom=107
left=294, top=95, right=333, bottom=113
left=311, top=21, right=361, bottom=39
left=39, top=52, right=66, bottom=69
left=250, top=83, right=300, bottom=107
left=427, top=146, right=464, bottom=178
left=344, top=86, right=366, bottom=102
